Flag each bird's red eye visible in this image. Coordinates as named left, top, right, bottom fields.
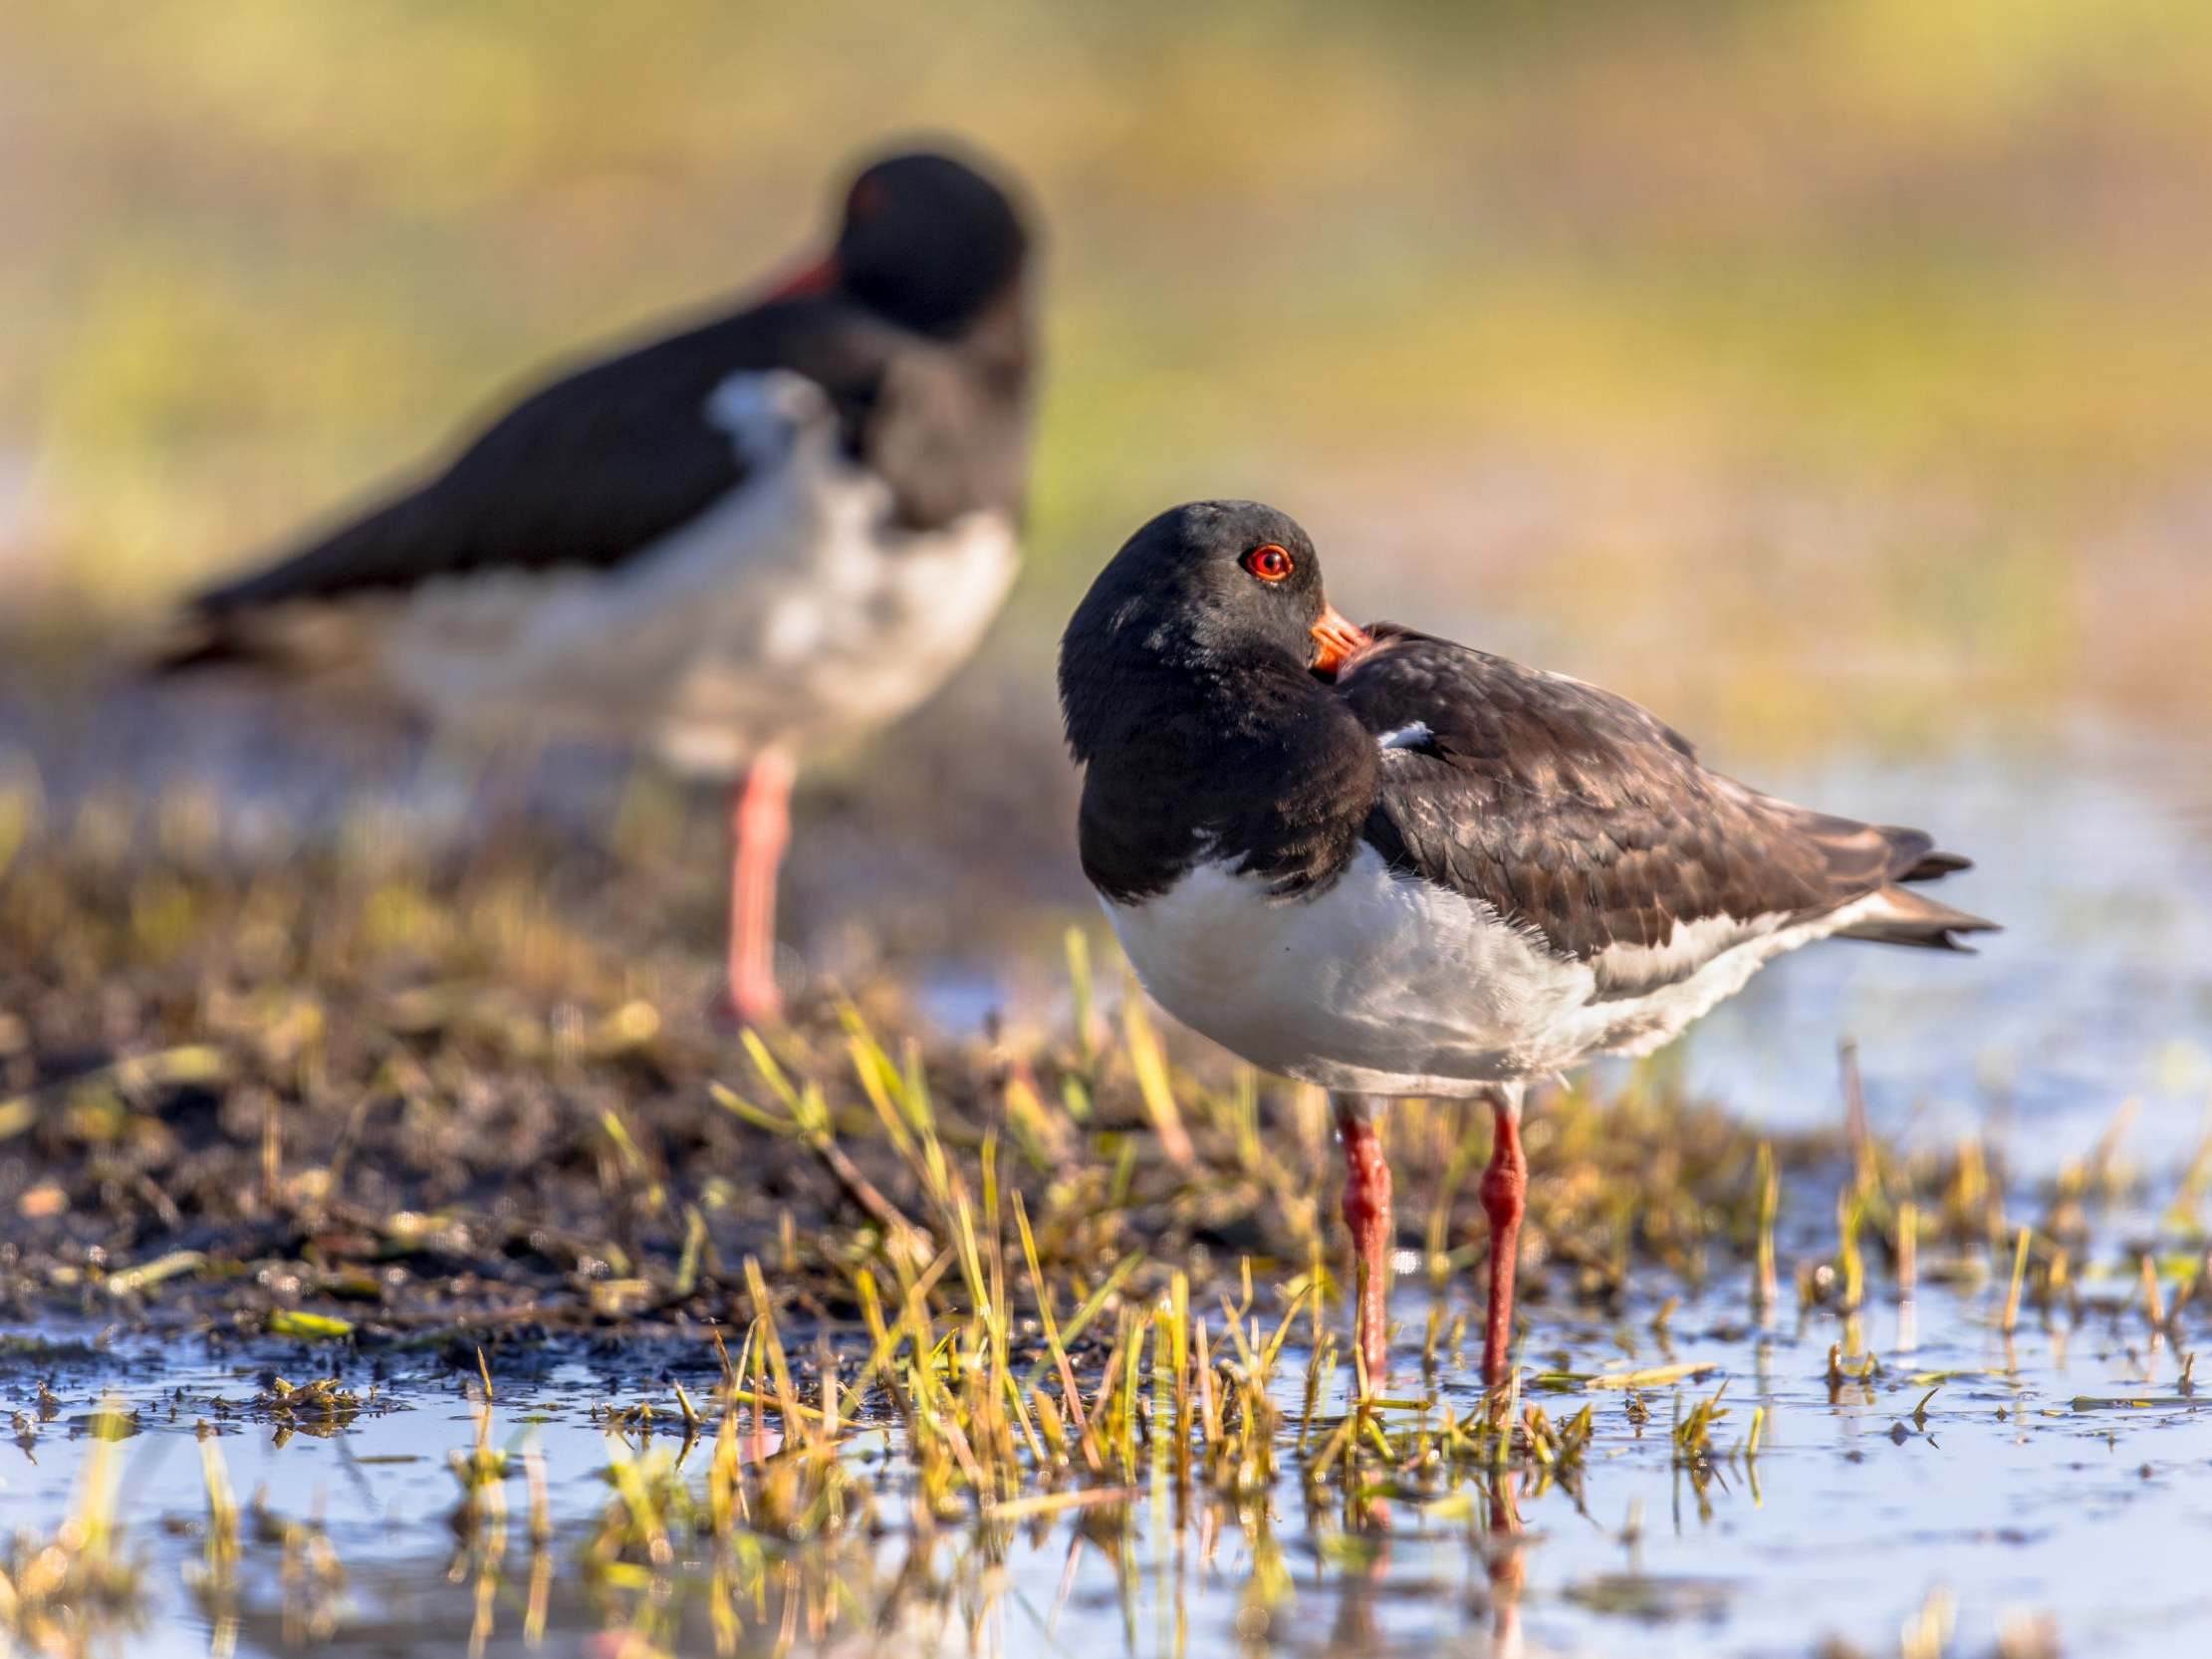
left=1242, top=543, right=1294, bottom=582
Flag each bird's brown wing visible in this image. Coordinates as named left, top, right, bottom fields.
left=1337, top=624, right=1989, bottom=990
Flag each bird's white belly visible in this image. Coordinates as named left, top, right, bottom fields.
left=1106, top=848, right=1591, bottom=1095
left=376, top=370, right=1018, bottom=777
left=1106, top=847, right=1871, bottom=1096
left=645, top=484, right=1018, bottom=778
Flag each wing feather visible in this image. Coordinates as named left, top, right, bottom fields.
left=1338, top=624, right=1988, bottom=988
left=171, top=298, right=1022, bottom=648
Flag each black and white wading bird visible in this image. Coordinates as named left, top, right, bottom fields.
left=1059, top=500, right=1996, bottom=1387
left=159, top=147, right=1036, bottom=1024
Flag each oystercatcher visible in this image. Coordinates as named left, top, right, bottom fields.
left=159, top=147, right=1036, bottom=1024
left=1059, top=500, right=1995, bottom=1386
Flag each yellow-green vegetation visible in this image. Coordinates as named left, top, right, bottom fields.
left=4, top=763, right=2203, bottom=1356
left=0, top=766, right=1820, bottom=1344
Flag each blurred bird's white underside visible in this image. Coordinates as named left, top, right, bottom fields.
left=1106, top=844, right=1886, bottom=1096
left=317, top=369, right=1016, bottom=777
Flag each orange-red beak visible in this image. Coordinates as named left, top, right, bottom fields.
left=1310, top=603, right=1371, bottom=675
left=763, top=253, right=838, bottom=302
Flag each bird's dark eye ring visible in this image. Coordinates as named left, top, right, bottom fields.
left=1242, top=543, right=1294, bottom=582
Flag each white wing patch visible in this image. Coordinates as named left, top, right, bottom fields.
left=1588, top=909, right=1789, bottom=999
left=1376, top=721, right=1433, bottom=751
left=704, top=369, right=834, bottom=463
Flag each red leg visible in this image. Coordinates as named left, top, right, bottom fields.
left=725, top=749, right=795, bottom=1026
left=1335, top=1095, right=1393, bottom=1388
left=1478, top=1088, right=1528, bottom=1387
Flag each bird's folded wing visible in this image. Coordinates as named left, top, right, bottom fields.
left=177, top=295, right=1004, bottom=629
left=184, top=330, right=782, bottom=617
left=1338, top=624, right=1959, bottom=989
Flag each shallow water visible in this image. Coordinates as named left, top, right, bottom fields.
left=7, top=1181, right=2209, bottom=1659
left=1680, top=723, right=2212, bottom=1176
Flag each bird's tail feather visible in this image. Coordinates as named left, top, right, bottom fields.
left=1841, top=883, right=2000, bottom=952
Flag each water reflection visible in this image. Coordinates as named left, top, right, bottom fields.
left=21, top=1200, right=2210, bottom=1659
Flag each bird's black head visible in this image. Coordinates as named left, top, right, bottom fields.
left=1059, top=501, right=1370, bottom=762
left=814, top=148, right=1030, bottom=340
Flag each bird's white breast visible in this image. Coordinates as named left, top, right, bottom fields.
left=378, top=369, right=1018, bottom=777
left=1106, top=846, right=1879, bottom=1095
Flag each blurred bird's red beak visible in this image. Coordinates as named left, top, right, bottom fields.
left=764, top=254, right=838, bottom=301
left=1310, top=604, right=1371, bottom=676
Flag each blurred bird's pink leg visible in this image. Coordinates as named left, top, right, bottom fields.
left=1479, top=1084, right=1528, bottom=1388
left=1335, top=1094, right=1392, bottom=1387
left=726, top=748, right=795, bottom=1026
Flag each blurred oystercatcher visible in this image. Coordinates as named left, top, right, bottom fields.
left=159, top=147, right=1036, bottom=1024
left=1059, top=500, right=1995, bottom=1386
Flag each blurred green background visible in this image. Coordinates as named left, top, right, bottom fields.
left=5, top=0, right=2210, bottom=761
